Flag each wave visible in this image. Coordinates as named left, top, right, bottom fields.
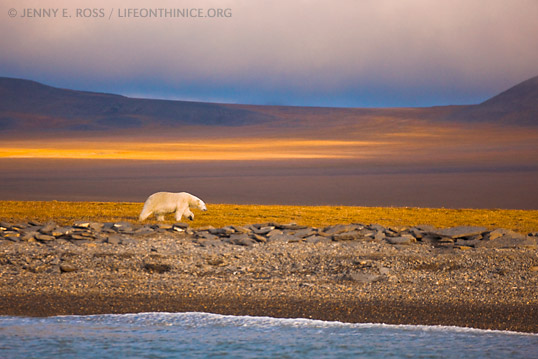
left=35, top=311, right=537, bottom=336
left=2, top=312, right=537, bottom=359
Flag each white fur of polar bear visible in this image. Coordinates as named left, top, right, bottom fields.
left=139, top=192, right=207, bottom=222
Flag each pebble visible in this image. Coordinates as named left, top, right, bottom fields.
left=60, top=263, right=77, bottom=273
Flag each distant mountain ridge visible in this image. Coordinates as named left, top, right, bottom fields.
left=0, top=75, right=536, bottom=136
left=446, top=75, right=538, bottom=125
left=0, top=77, right=276, bottom=133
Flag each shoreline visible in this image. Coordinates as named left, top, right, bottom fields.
left=1, top=220, right=537, bottom=333
left=2, top=294, right=537, bottom=334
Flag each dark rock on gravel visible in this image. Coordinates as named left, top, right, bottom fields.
left=113, top=222, right=133, bottom=234
left=428, top=226, right=488, bottom=239
left=60, top=263, right=77, bottom=273
left=304, top=235, right=332, bottom=244
left=290, top=228, right=318, bottom=238
left=333, top=231, right=362, bottom=241
left=277, top=223, right=308, bottom=230
left=253, top=226, right=276, bottom=235
left=39, top=222, right=57, bottom=234
left=174, top=222, right=190, bottom=229
left=195, top=238, right=225, bottom=247
left=73, top=221, right=91, bottom=229
left=385, top=235, right=415, bottom=245
left=323, top=224, right=358, bottom=236
left=476, top=235, right=536, bottom=249
left=134, top=226, right=154, bottom=235
left=51, top=227, right=73, bottom=237
left=266, top=233, right=297, bottom=243
left=21, top=231, right=38, bottom=241
left=225, top=234, right=256, bottom=246
left=196, top=232, right=219, bottom=241
left=144, top=263, right=172, bottom=274
left=4, top=236, right=20, bottom=242
left=209, top=227, right=235, bottom=236
left=485, top=228, right=526, bottom=241
left=106, top=235, right=123, bottom=245
left=35, top=233, right=56, bottom=242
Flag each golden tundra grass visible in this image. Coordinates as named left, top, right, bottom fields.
left=0, top=201, right=536, bottom=233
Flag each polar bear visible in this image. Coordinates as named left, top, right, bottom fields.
left=139, top=192, right=207, bottom=222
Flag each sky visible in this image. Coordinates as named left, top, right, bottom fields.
left=1, top=0, right=538, bottom=108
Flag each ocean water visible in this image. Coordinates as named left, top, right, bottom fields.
left=0, top=313, right=537, bottom=359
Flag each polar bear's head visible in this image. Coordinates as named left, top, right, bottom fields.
left=197, top=198, right=207, bottom=211
left=189, top=194, right=207, bottom=212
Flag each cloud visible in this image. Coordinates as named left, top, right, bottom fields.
left=1, top=0, right=538, bottom=106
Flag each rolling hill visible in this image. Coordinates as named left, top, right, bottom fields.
left=446, top=75, right=538, bottom=125
left=0, top=77, right=275, bottom=134
left=0, top=75, right=536, bottom=139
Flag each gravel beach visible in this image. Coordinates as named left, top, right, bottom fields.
left=1, top=221, right=537, bottom=333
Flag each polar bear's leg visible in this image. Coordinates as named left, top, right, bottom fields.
left=183, top=208, right=194, bottom=221
left=156, top=214, right=165, bottom=221
left=175, top=203, right=189, bottom=221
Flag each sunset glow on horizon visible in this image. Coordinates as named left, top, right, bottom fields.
left=0, top=139, right=388, bottom=160
left=1, top=121, right=536, bottom=164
